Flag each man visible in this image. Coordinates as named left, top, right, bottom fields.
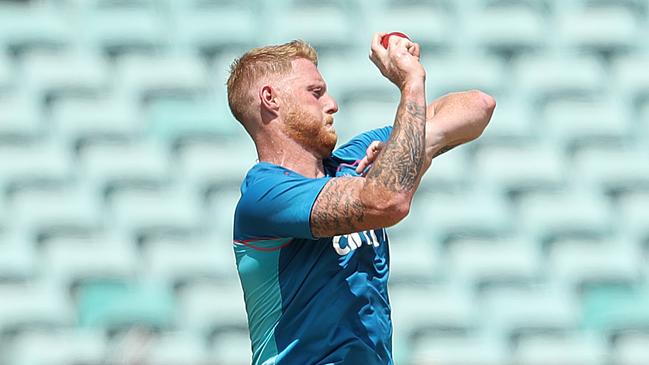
left=226, top=33, right=495, bottom=365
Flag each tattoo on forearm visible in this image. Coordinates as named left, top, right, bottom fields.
left=365, top=99, right=426, bottom=193
left=311, top=178, right=366, bottom=237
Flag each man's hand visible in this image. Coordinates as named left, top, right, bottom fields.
left=369, top=32, right=425, bottom=90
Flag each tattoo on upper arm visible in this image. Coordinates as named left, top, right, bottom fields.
left=311, top=178, right=365, bottom=237
left=365, top=100, right=426, bottom=193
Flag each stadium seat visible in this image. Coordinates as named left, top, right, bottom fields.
left=318, top=51, right=399, bottom=104
left=5, top=328, right=107, bottom=365
left=475, top=143, right=567, bottom=194
left=8, top=183, right=102, bottom=238
left=571, top=145, right=649, bottom=194
left=266, top=6, right=356, bottom=52
left=422, top=52, right=506, bottom=98
left=0, top=52, right=14, bottom=93
left=512, top=332, right=608, bottom=365
left=76, top=280, right=175, bottom=331
left=177, top=281, right=248, bottom=334
left=43, top=235, right=138, bottom=289
left=479, top=285, right=581, bottom=338
left=0, top=281, right=74, bottom=334
left=108, top=185, right=203, bottom=239
left=142, top=235, right=239, bottom=287
left=389, top=235, right=441, bottom=284
left=0, top=95, right=42, bottom=140
left=516, top=189, right=613, bottom=243
left=0, top=3, right=72, bottom=54
left=173, top=2, right=256, bottom=54
left=547, top=237, right=642, bottom=289
left=366, top=5, right=453, bottom=51
left=113, top=53, right=209, bottom=102
left=20, top=49, right=110, bottom=102
left=140, top=331, right=209, bottom=365
left=612, top=191, right=649, bottom=242
left=408, top=332, right=508, bottom=365
left=418, top=146, right=471, bottom=190
left=512, top=53, right=606, bottom=104
left=557, top=5, right=637, bottom=55
left=0, top=141, right=72, bottom=191
left=467, top=4, right=547, bottom=55
left=146, top=96, right=244, bottom=144
left=176, top=139, right=256, bottom=191
left=78, top=140, right=170, bottom=189
left=52, top=96, right=141, bottom=146
left=335, top=100, right=396, bottom=143
left=542, top=97, right=631, bottom=150
left=613, top=332, right=649, bottom=365
left=611, top=52, right=649, bottom=104
left=447, top=236, right=542, bottom=288
left=205, top=187, right=241, bottom=244
left=0, top=231, right=37, bottom=282
left=209, top=330, right=252, bottom=365
left=389, top=283, right=477, bottom=338
left=418, top=188, right=513, bottom=241
left=80, top=7, right=166, bottom=55
left=582, top=284, right=649, bottom=335
left=475, top=97, right=536, bottom=146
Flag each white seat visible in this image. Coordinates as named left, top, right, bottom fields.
left=614, top=332, right=649, bottom=365
left=0, top=141, right=71, bottom=189
left=0, top=3, right=72, bottom=52
left=177, top=281, right=249, bottom=334
left=0, top=231, right=37, bottom=282
left=513, top=333, right=608, bottom=365
left=79, top=140, right=169, bottom=188
left=618, top=191, right=649, bottom=241
left=141, top=332, right=209, bottom=365
left=611, top=52, right=649, bottom=102
left=468, top=4, right=547, bottom=54
left=0, top=281, right=74, bottom=333
left=512, top=53, right=606, bottom=103
left=480, top=285, right=581, bottom=336
left=419, top=146, right=471, bottom=190
left=43, top=235, right=138, bottom=288
left=475, top=143, right=566, bottom=193
left=571, top=145, right=649, bottom=193
left=19, top=49, right=109, bottom=100
left=423, top=52, right=505, bottom=98
left=557, top=5, right=637, bottom=54
left=209, top=331, right=252, bottom=365
left=390, top=284, right=477, bottom=337
left=52, top=96, right=141, bottom=144
left=448, top=236, right=542, bottom=287
left=0, top=95, right=41, bottom=139
left=409, top=332, right=508, bottom=365
left=9, top=183, right=102, bottom=236
left=542, top=97, right=631, bottom=148
left=389, top=235, right=441, bottom=284
left=113, top=53, right=209, bottom=102
left=517, top=189, right=613, bottom=242
left=6, top=328, right=107, bottom=365
left=548, top=237, right=642, bottom=288
left=108, top=185, right=203, bottom=237
left=143, top=235, right=239, bottom=286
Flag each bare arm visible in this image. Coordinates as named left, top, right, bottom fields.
left=311, top=33, right=429, bottom=238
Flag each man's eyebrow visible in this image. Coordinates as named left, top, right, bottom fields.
left=307, top=83, right=326, bottom=90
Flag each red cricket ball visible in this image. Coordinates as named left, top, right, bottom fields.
left=380, top=32, right=411, bottom=49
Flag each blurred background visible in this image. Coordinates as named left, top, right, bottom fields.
left=0, top=0, right=649, bottom=364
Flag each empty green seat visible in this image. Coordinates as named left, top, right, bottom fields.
left=583, top=284, right=649, bottom=334
left=513, top=333, right=608, bottom=365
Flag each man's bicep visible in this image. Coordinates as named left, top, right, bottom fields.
left=310, top=177, right=393, bottom=238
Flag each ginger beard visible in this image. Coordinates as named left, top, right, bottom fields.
left=282, top=99, right=337, bottom=159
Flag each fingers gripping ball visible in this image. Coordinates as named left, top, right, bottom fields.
left=380, top=32, right=411, bottom=49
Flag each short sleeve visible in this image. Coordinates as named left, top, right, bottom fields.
left=234, top=165, right=332, bottom=241
left=332, top=126, right=393, bottom=162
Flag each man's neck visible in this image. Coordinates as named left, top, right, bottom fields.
left=255, top=134, right=326, bottom=179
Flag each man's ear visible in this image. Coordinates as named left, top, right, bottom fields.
left=259, top=84, right=280, bottom=115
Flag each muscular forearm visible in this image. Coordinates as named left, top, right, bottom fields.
left=362, top=81, right=426, bottom=208
left=422, top=90, right=496, bottom=169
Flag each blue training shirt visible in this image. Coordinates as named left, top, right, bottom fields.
left=233, top=126, right=394, bottom=365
